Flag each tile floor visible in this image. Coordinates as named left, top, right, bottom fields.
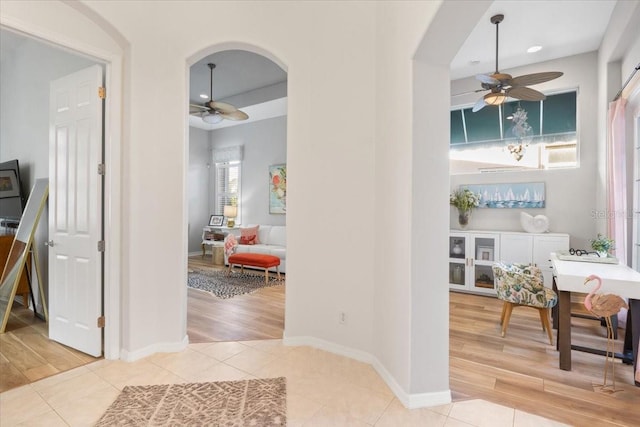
left=0, top=339, right=568, bottom=426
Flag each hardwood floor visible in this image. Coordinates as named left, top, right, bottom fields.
left=3, top=259, right=639, bottom=426
left=187, top=255, right=285, bottom=342
left=0, top=303, right=99, bottom=393
left=449, top=291, right=640, bottom=426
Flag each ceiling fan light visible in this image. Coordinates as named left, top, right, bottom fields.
left=202, top=111, right=223, bottom=124
left=484, top=92, right=506, bottom=106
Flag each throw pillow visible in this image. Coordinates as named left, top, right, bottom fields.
left=239, top=235, right=257, bottom=245
left=240, top=225, right=260, bottom=244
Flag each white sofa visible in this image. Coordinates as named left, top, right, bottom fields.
left=225, top=225, right=287, bottom=273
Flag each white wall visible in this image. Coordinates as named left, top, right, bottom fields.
left=450, top=52, right=599, bottom=249
left=210, top=116, right=287, bottom=227
left=188, top=127, right=210, bottom=254
left=0, top=29, right=97, bottom=190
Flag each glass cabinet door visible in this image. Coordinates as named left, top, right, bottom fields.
left=472, top=235, right=498, bottom=293
left=449, top=235, right=467, bottom=288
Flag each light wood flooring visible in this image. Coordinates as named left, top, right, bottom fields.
left=2, top=261, right=639, bottom=426
left=0, top=303, right=99, bottom=393
left=187, top=255, right=285, bottom=342
left=449, top=291, right=640, bottom=426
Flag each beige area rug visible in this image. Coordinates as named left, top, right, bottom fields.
left=95, top=377, right=286, bottom=426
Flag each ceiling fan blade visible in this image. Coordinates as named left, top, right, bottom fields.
left=476, top=74, right=499, bottom=85
left=221, top=110, right=249, bottom=121
left=190, top=105, right=209, bottom=114
left=472, top=97, right=487, bottom=112
left=506, top=86, right=546, bottom=101
left=510, top=72, right=563, bottom=87
left=209, top=101, right=238, bottom=114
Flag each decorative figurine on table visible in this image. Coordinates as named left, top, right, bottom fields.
left=584, top=274, right=628, bottom=392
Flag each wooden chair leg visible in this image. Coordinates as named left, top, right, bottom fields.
left=501, top=302, right=514, bottom=337
left=276, top=266, right=281, bottom=281
left=500, top=301, right=508, bottom=325
left=538, top=308, right=554, bottom=345
left=265, top=268, right=269, bottom=284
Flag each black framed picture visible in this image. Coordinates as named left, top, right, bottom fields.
left=0, top=170, right=20, bottom=199
left=208, top=215, right=224, bottom=227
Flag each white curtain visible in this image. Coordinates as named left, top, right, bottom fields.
left=606, top=98, right=627, bottom=265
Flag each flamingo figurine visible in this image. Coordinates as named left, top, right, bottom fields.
left=584, top=274, right=629, bottom=392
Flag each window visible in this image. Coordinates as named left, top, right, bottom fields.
left=450, top=90, right=578, bottom=174
left=214, top=161, right=241, bottom=218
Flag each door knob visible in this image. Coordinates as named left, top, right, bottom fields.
left=44, top=240, right=55, bottom=247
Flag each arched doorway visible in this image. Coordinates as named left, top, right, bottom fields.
left=186, top=48, right=288, bottom=342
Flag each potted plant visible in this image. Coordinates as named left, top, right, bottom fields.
left=450, top=188, right=481, bottom=229
left=590, top=234, right=614, bottom=258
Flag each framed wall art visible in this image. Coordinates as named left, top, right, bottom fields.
left=269, top=164, right=286, bottom=214
left=463, top=182, right=545, bottom=208
left=0, top=170, right=20, bottom=199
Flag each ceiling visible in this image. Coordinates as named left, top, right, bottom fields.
left=450, top=0, right=617, bottom=80
left=2, top=1, right=618, bottom=120
left=189, top=50, right=286, bottom=106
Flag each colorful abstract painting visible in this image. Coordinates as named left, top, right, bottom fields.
left=269, top=164, right=286, bottom=214
left=463, top=182, right=545, bottom=208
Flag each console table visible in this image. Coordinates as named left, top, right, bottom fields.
left=201, top=227, right=238, bottom=265
left=551, top=253, right=640, bottom=386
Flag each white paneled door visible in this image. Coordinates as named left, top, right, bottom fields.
left=48, top=65, right=104, bottom=357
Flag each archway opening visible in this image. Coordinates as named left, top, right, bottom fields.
left=186, top=48, right=288, bottom=342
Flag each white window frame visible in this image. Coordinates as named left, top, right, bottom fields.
left=214, top=161, right=241, bottom=222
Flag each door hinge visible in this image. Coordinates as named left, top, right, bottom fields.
left=98, top=163, right=105, bottom=175
left=97, top=316, right=105, bottom=328
left=98, top=240, right=105, bottom=252
left=98, top=86, right=106, bottom=99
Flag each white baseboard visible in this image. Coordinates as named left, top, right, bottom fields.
left=120, top=335, right=189, bottom=362
left=282, top=335, right=451, bottom=409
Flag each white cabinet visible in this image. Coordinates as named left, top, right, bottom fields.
left=450, top=230, right=570, bottom=296
left=449, top=232, right=500, bottom=295
left=500, top=232, right=570, bottom=286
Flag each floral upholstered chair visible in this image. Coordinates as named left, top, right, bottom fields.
left=492, top=262, right=558, bottom=344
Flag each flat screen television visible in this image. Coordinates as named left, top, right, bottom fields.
left=0, top=159, right=26, bottom=222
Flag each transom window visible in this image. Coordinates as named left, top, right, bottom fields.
left=450, top=90, right=578, bottom=174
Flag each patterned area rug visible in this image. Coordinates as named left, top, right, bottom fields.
left=96, top=377, right=286, bottom=426
left=187, top=268, right=284, bottom=299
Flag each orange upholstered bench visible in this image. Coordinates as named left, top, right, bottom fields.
left=227, top=253, right=281, bottom=284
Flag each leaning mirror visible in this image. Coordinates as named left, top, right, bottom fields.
left=0, top=179, right=49, bottom=333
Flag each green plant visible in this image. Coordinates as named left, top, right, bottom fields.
left=590, top=234, right=614, bottom=253
left=450, top=188, right=481, bottom=212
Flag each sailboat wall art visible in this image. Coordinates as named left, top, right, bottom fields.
left=463, top=182, right=545, bottom=209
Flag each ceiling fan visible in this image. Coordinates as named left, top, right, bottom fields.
left=189, top=63, right=249, bottom=124
left=466, top=14, right=563, bottom=112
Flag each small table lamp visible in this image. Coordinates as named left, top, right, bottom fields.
left=224, top=205, right=237, bottom=228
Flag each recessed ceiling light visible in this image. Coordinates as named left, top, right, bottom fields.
left=527, top=45, right=542, bottom=53
left=470, top=60, right=481, bottom=65
left=199, top=94, right=209, bottom=99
